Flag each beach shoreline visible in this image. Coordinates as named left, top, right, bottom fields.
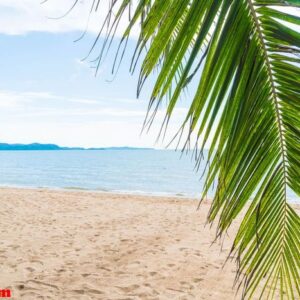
left=1, top=187, right=298, bottom=299
left=0, top=184, right=201, bottom=200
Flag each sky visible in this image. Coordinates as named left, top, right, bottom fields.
left=0, top=1, right=298, bottom=149
left=0, top=0, right=188, bottom=148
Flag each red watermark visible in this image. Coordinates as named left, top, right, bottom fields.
left=0, top=290, right=11, bottom=298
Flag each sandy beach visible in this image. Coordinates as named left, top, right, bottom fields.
left=1, top=188, right=297, bottom=299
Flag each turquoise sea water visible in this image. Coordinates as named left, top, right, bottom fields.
left=0, top=150, right=298, bottom=202
left=0, top=150, right=204, bottom=197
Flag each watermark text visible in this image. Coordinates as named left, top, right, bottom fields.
left=0, top=289, right=11, bottom=298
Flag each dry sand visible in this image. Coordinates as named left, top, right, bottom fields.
left=0, top=188, right=297, bottom=299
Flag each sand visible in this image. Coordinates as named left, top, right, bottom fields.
left=0, top=188, right=298, bottom=299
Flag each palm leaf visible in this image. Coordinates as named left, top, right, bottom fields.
left=68, top=0, right=300, bottom=298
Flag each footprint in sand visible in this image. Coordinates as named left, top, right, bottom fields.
left=20, top=291, right=42, bottom=299
left=99, top=266, right=111, bottom=272
left=193, top=278, right=203, bottom=283
left=30, top=259, right=44, bottom=265
left=72, top=289, right=85, bottom=295
left=120, top=239, right=130, bottom=242
left=84, top=287, right=105, bottom=295
left=16, top=284, right=25, bottom=290
left=25, top=267, right=35, bottom=273
left=25, top=280, right=59, bottom=291
left=116, top=284, right=140, bottom=293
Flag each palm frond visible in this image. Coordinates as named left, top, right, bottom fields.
left=69, top=0, right=300, bottom=298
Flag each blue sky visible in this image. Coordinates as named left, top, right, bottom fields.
left=0, top=1, right=298, bottom=149
left=0, top=0, right=189, bottom=148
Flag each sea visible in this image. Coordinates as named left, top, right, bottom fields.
left=0, top=150, right=298, bottom=202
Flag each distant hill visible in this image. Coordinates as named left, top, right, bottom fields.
left=0, top=143, right=153, bottom=151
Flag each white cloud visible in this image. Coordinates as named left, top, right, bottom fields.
left=0, top=89, right=140, bottom=113
left=0, top=89, right=192, bottom=148
left=0, top=90, right=132, bottom=108
left=0, top=0, right=139, bottom=37
left=0, top=89, right=188, bottom=119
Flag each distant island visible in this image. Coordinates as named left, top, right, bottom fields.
left=0, top=143, right=154, bottom=151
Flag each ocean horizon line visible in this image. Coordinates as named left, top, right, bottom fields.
left=0, top=142, right=157, bottom=151
left=0, top=142, right=210, bottom=152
